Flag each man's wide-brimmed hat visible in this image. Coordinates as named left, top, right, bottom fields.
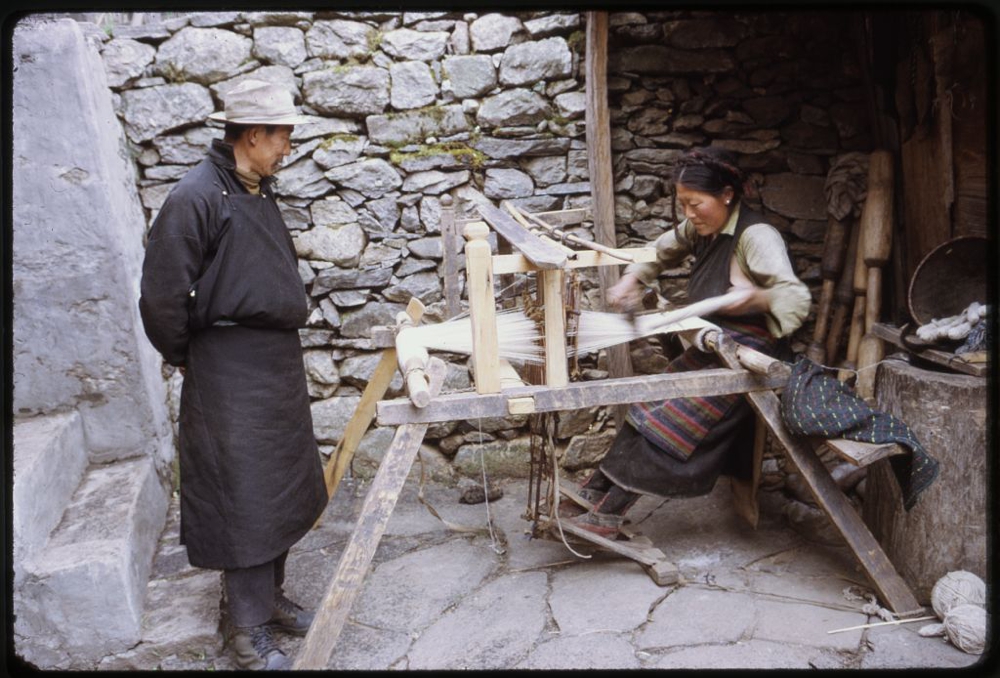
left=208, top=79, right=312, bottom=125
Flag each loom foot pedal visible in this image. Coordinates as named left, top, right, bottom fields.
left=539, top=516, right=679, bottom=586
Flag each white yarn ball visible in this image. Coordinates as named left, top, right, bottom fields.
left=931, top=570, right=986, bottom=618
left=944, top=604, right=988, bottom=655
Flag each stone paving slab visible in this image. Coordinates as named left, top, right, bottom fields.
left=514, top=631, right=642, bottom=669
left=648, top=639, right=836, bottom=669
left=752, top=598, right=867, bottom=651
left=352, top=538, right=499, bottom=632
left=549, top=560, right=666, bottom=635
left=407, top=571, right=549, bottom=669
left=636, top=585, right=757, bottom=649
left=859, top=622, right=983, bottom=669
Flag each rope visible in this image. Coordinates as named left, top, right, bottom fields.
left=414, top=431, right=507, bottom=554
left=540, top=412, right=591, bottom=560
left=476, top=416, right=506, bottom=555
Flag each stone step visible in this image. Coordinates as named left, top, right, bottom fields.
left=99, top=496, right=225, bottom=670
left=14, top=455, right=169, bottom=669
left=12, top=411, right=89, bottom=578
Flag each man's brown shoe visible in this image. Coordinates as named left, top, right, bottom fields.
left=267, top=592, right=315, bottom=636
left=229, top=624, right=291, bottom=670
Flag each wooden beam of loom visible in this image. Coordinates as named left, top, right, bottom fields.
left=375, top=367, right=786, bottom=426
left=492, top=246, right=657, bottom=274
left=475, top=200, right=568, bottom=269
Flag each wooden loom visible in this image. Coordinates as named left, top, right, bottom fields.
left=293, top=203, right=924, bottom=670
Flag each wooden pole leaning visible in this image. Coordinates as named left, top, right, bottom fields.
left=855, top=150, right=894, bottom=401
left=321, top=297, right=426, bottom=498
left=840, top=217, right=869, bottom=382
left=294, top=420, right=432, bottom=670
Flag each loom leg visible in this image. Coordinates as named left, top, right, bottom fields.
left=709, top=333, right=923, bottom=617
left=294, top=422, right=430, bottom=670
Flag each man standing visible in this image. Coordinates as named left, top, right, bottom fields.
left=139, top=79, right=327, bottom=670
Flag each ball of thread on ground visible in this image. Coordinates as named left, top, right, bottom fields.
left=943, top=604, right=988, bottom=655
left=931, top=570, right=986, bottom=618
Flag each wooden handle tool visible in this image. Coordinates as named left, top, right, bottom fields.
left=806, top=216, right=851, bottom=364
left=825, top=220, right=860, bottom=366
left=856, top=150, right=894, bottom=399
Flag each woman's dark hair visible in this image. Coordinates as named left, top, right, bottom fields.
left=670, top=147, right=746, bottom=201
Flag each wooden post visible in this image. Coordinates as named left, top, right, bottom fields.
left=807, top=216, right=851, bottom=364
left=863, top=360, right=987, bottom=602
left=464, top=221, right=502, bottom=394
left=826, top=221, right=860, bottom=365
left=586, top=10, right=632, bottom=426
left=540, top=269, right=569, bottom=387
left=440, top=194, right=462, bottom=319
left=839, top=219, right=869, bottom=382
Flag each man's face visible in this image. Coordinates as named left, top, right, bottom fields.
left=248, top=125, right=293, bottom=177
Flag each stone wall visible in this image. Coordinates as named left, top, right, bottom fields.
left=93, top=10, right=871, bottom=485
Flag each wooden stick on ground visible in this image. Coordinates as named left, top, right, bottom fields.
left=827, top=615, right=935, bottom=634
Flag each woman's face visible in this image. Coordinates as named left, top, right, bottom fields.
left=676, top=182, right=735, bottom=237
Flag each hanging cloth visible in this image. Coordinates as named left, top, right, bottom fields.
left=779, top=356, right=939, bottom=511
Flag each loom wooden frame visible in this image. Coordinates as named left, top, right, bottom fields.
left=296, top=204, right=922, bottom=670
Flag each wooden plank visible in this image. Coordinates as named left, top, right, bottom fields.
left=951, top=15, right=987, bottom=239
left=872, top=323, right=986, bottom=377
left=711, top=333, right=922, bottom=616
left=376, top=367, right=787, bottom=426
left=534, top=207, right=590, bottom=226
left=492, top=247, right=656, bottom=274
left=585, top=10, right=632, bottom=425
left=475, top=201, right=567, bottom=270
left=295, top=422, right=429, bottom=670
left=824, top=438, right=905, bottom=467
left=901, top=133, right=953, bottom=279
left=550, top=521, right=679, bottom=585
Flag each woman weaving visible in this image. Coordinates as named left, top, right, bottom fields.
left=564, top=147, right=811, bottom=538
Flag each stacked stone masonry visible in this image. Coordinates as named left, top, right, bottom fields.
left=97, top=10, right=871, bottom=485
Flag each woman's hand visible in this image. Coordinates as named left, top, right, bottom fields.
left=607, top=273, right=644, bottom=312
